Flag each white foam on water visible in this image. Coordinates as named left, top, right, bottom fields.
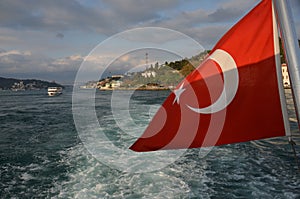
left=53, top=136, right=300, bottom=198
left=53, top=88, right=300, bottom=198
left=20, top=172, right=35, bottom=181
left=55, top=143, right=197, bottom=198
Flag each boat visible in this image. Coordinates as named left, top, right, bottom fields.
left=48, top=87, right=62, bottom=96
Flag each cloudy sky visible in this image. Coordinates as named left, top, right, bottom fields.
left=0, top=0, right=299, bottom=84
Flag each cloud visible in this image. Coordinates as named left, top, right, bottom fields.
left=0, top=49, right=83, bottom=82
left=0, top=0, right=179, bottom=36
left=290, top=0, right=300, bottom=39
left=212, top=0, right=259, bottom=20
left=0, top=50, right=31, bottom=57
left=208, top=7, right=242, bottom=23
left=184, top=26, right=229, bottom=48
left=0, top=49, right=134, bottom=82
left=0, top=0, right=297, bottom=40
left=135, top=0, right=261, bottom=49
left=0, top=0, right=113, bottom=34
left=0, top=0, right=252, bottom=37
left=0, top=0, right=299, bottom=83
left=56, top=33, right=64, bottom=39
left=101, top=0, right=179, bottom=22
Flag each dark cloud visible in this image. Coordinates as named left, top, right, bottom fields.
left=0, top=0, right=299, bottom=82
left=208, top=7, right=243, bottom=23
left=0, top=0, right=113, bottom=34
left=0, top=0, right=179, bottom=35
left=183, top=26, right=229, bottom=49
left=102, top=0, right=179, bottom=22
left=56, top=33, right=64, bottom=39
left=0, top=0, right=282, bottom=43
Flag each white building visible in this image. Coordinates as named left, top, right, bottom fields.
left=282, top=63, right=290, bottom=88
left=111, top=80, right=122, bottom=88
left=141, top=71, right=156, bottom=78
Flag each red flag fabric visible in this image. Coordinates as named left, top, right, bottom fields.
left=130, top=0, right=290, bottom=152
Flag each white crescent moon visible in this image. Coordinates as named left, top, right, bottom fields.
left=187, top=49, right=239, bottom=114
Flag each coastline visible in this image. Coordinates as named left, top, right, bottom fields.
left=99, top=86, right=171, bottom=91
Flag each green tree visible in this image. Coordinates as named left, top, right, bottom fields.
left=180, top=63, right=195, bottom=77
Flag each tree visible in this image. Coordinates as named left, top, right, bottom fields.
left=155, top=62, right=159, bottom=70
left=180, top=63, right=195, bottom=77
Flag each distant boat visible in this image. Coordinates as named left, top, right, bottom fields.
left=48, top=87, right=62, bottom=96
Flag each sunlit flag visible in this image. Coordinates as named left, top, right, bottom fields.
left=130, top=0, right=290, bottom=152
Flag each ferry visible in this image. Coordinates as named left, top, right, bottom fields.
left=48, top=87, right=62, bottom=96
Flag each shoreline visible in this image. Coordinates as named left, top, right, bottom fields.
left=99, top=86, right=171, bottom=91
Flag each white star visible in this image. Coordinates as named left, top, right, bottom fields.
left=173, top=83, right=186, bottom=104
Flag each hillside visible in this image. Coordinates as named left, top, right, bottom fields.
left=165, top=50, right=209, bottom=76
left=111, top=51, right=209, bottom=88
left=0, top=77, right=64, bottom=90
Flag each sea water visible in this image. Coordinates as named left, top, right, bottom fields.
left=0, top=87, right=299, bottom=198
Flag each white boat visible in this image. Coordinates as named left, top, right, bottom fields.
left=48, top=87, right=62, bottom=96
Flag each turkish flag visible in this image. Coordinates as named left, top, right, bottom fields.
left=130, top=0, right=290, bottom=152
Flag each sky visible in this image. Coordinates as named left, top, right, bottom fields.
left=0, top=0, right=299, bottom=84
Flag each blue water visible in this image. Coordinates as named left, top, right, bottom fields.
left=0, top=87, right=300, bottom=198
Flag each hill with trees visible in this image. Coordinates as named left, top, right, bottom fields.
left=118, top=51, right=209, bottom=88
left=0, top=77, right=64, bottom=90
